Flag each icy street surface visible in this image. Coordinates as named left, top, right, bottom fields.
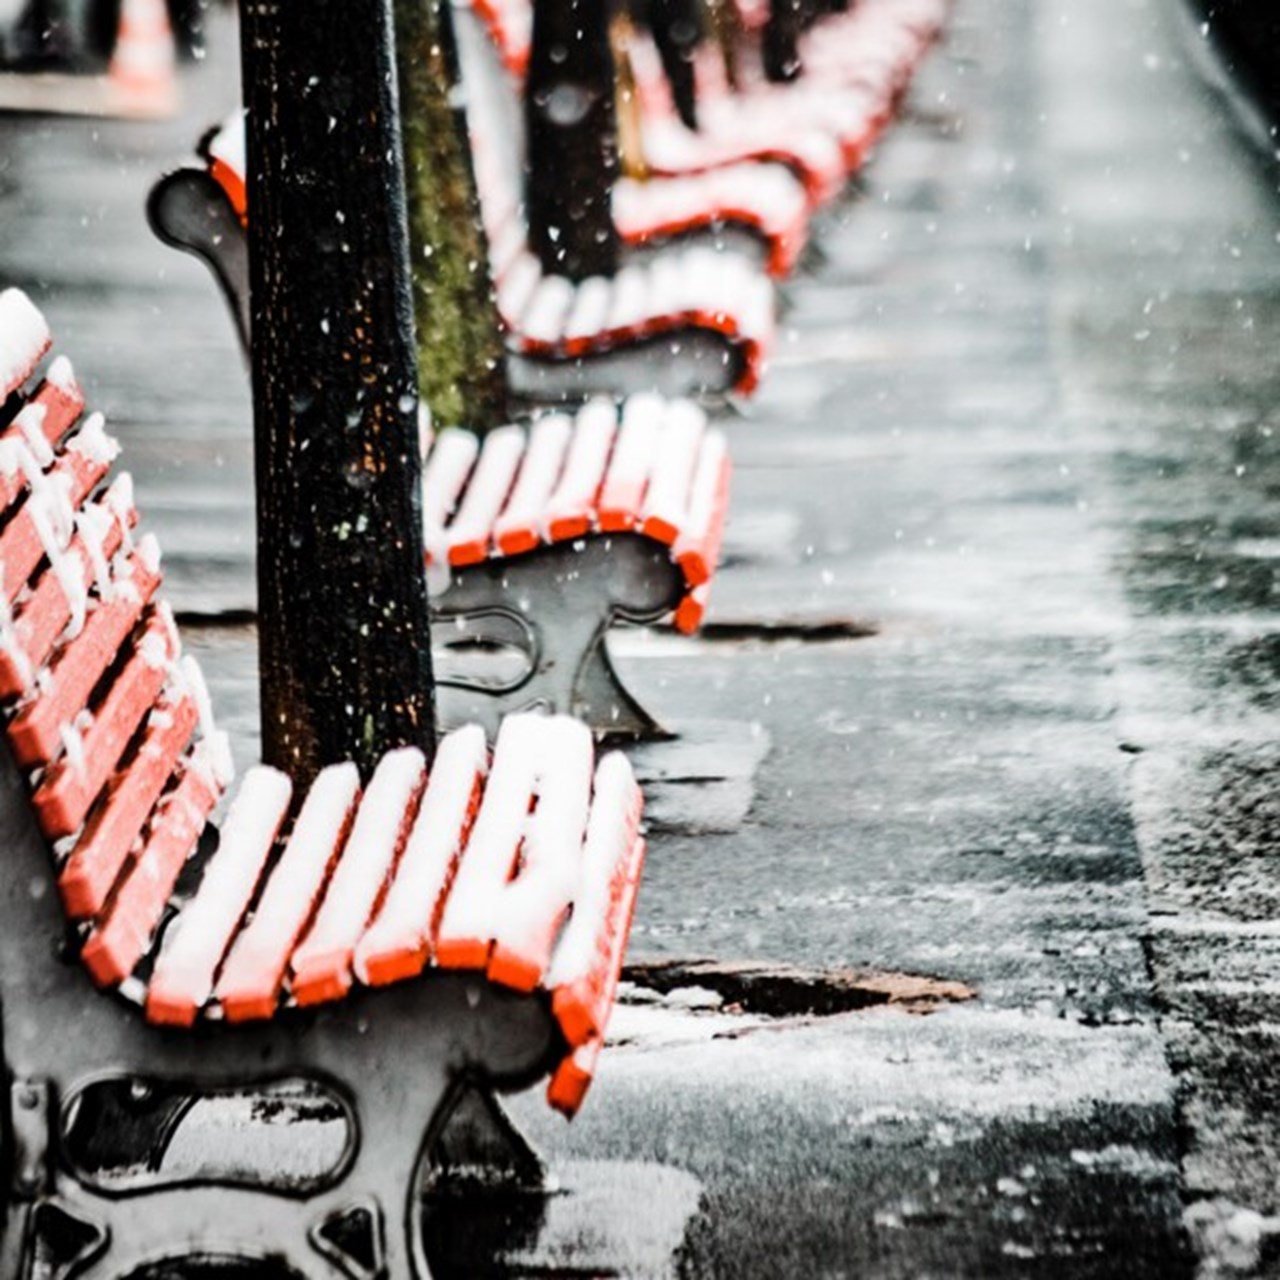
left=0, top=0, right=1278, bottom=1273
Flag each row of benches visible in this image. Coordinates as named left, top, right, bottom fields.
left=151, top=0, right=948, bottom=401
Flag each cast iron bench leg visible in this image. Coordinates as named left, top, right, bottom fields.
left=147, top=168, right=252, bottom=358
left=434, top=535, right=684, bottom=737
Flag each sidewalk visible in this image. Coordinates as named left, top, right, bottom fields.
left=0, top=0, right=1276, bottom=1274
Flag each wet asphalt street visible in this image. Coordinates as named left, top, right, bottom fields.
left=1, top=0, right=1278, bottom=1274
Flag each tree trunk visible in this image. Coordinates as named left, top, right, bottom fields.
left=395, top=0, right=509, bottom=433
left=241, top=0, right=437, bottom=785
left=525, top=0, right=621, bottom=281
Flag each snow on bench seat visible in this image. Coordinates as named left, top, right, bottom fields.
left=0, top=290, right=649, bottom=1118
left=495, top=246, right=774, bottom=394
left=421, top=393, right=731, bottom=635
left=613, top=163, right=810, bottom=278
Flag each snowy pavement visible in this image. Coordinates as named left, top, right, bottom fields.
left=0, top=0, right=1278, bottom=1274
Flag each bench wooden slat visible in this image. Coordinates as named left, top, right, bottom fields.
left=546, top=1036, right=601, bottom=1118
left=81, top=759, right=219, bottom=987
left=215, top=761, right=361, bottom=1021
left=33, top=607, right=176, bottom=839
left=547, top=751, right=645, bottom=1047
left=487, top=717, right=594, bottom=992
left=289, top=748, right=426, bottom=1006
left=435, top=714, right=542, bottom=969
left=9, top=550, right=160, bottom=767
left=640, top=400, right=706, bottom=546
left=496, top=253, right=541, bottom=329
left=545, top=399, right=617, bottom=541
left=492, top=413, right=573, bottom=555
left=58, top=693, right=198, bottom=919
left=561, top=276, right=613, bottom=353
left=0, top=480, right=135, bottom=699
left=602, top=265, right=651, bottom=337
left=0, top=374, right=86, bottom=510
left=672, top=429, right=731, bottom=588
left=521, top=275, right=576, bottom=346
left=488, top=219, right=525, bottom=281
left=0, top=415, right=117, bottom=604
left=674, top=582, right=709, bottom=635
left=421, top=428, right=480, bottom=556
left=597, top=393, right=662, bottom=532
left=145, top=765, right=292, bottom=1025
left=355, top=724, right=488, bottom=985
left=444, top=425, right=525, bottom=567
left=553, top=832, right=644, bottom=1052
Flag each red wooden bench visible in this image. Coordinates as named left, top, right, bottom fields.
left=157, top=106, right=777, bottom=398
left=0, top=289, right=647, bottom=1278
left=425, top=392, right=730, bottom=735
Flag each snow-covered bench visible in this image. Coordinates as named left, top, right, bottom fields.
left=428, top=393, right=729, bottom=736
left=0, top=289, right=645, bottom=1277
left=151, top=107, right=777, bottom=398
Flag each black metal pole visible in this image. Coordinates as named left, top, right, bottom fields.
left=638, top=0, right=703, bottom=130
left=525, top=0, right=622, bottom=281
left=763, top=0, right=804, bottom=82
left=240, top=0, right=436, bottom=784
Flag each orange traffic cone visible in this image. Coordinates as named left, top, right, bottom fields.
left=107, top=0, right=179, bottom=119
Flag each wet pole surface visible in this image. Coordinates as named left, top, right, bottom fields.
left=0, top=0, right=1276, bottom=1274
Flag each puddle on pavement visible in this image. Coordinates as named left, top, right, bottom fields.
left=611, top=959, right=976, bottom=1048
left=699, top=615, right=879, bottom=643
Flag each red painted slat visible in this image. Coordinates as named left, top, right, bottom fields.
left=32, top=609, right=174, bottom=839
left=551, top=834, right=646, bottom=1050
left=0, top=444, right=112, bottom=606
left=80, top=762, right=218, bottom=988
left=0, top=488, right=136, bottom=699
left=9, top=553, right=160, bottom=767
left=546, top=1037, right=601, bottom=1118
left=59, top=695, right=198, bottom=920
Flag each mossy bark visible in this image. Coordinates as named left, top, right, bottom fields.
left=395, top=0, right=508, bottom=433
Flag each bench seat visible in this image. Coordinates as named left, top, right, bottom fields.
left=492, top=240, right=773, bottom=396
